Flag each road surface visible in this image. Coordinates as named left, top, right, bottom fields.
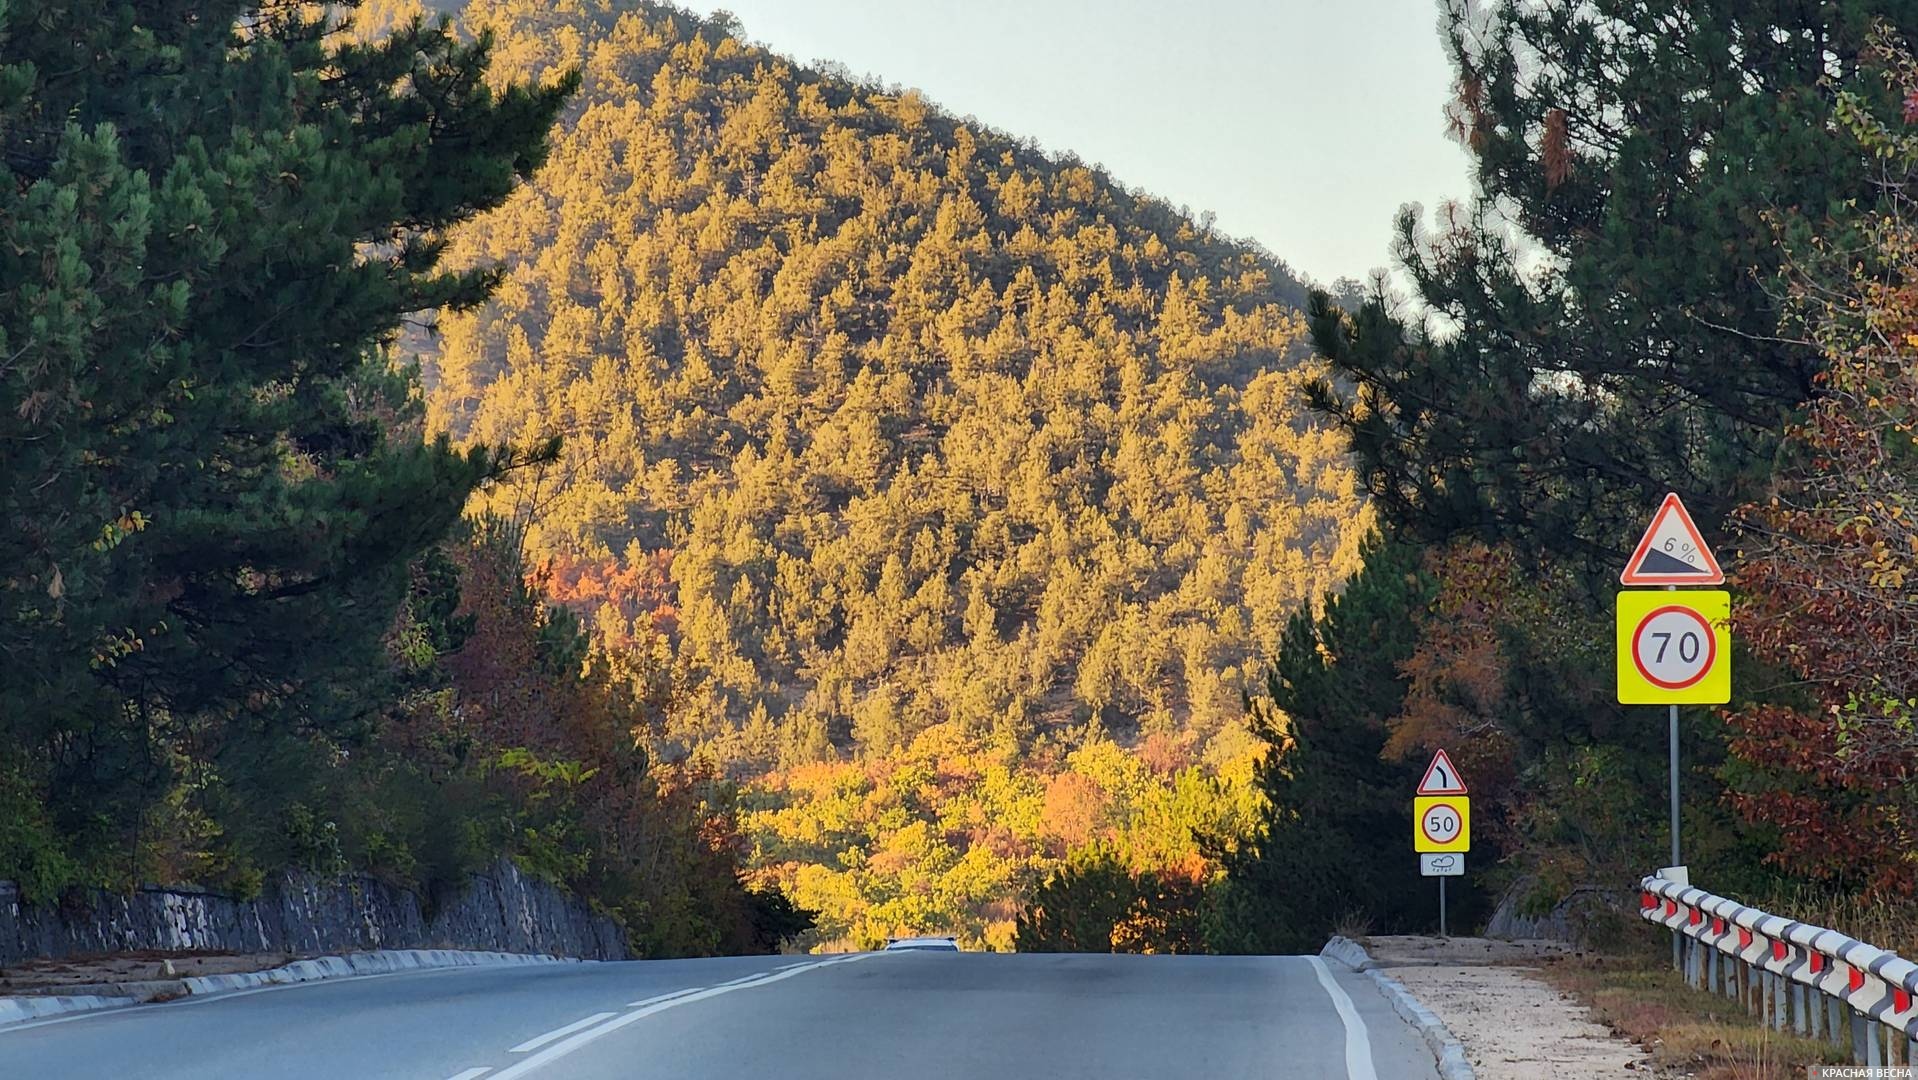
left=0, top=952, right=1441, bottom=1079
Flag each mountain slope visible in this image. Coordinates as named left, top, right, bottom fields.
left=415, top=0, right=1369, bottom=945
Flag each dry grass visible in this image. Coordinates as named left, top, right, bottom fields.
left=1747, top=885, right=1918, bottom=959
left=1330, top=909, right=1374, bottom=941
left=1541, top=926, right=1849, bottom=1080
left=0, top=950, right=289, bottom=993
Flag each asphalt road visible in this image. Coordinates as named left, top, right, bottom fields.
left=0, top=952, right=1441, bottom=1079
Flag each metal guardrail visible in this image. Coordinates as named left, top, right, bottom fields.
left=1640, top=873, right=1918, bottom=1065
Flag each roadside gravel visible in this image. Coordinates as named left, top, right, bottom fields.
left=1361, top=935, right=1658, bottom=1080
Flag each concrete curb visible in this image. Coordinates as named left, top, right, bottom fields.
left=0, top=948, right=578, bottom=1030
left=1320, top=935, right=1377, bottom=972
left=178, top=947, right=573, bottom=995
left=1321, top=936, right=1474, bottom=1080
left=3, top=978, right=182, bottom=1001
left=0, top=993, right=141, bottom=1028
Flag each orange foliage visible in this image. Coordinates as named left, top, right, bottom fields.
left=966, top=824, right=1024, bottom=861
left=1541, top=107, right=1573, bottom=189
left=437, top=532, right=779, bottom=950
left=1722, top=39, right=1918, bottom=894
left=1137, top=730, right=1196, bottom=775
left=541, top=550, right=679, bottom=645
left=1727, top=330, right=1918, bottom=896
left=1388, top=543, right=1522, bottom=808
left=1041, top=772, right=1110, bottom=851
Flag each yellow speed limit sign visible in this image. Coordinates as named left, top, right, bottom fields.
left=1616, top=590, right=1730, bottom=705
left=1413, top=795, right=1470, bottom=853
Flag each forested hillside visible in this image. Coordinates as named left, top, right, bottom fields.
left=388, top=0, right=1367, bottom=946
left=18, top=0, right=1908, bottom=975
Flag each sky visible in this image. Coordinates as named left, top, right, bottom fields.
left=692, top=0, right=1474, bottom=287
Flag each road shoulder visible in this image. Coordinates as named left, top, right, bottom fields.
left=1340, top=935, right=1654, bottom=1080
left=0, top=949, right=575, bottom=1029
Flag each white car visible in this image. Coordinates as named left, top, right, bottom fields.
left=883, top=936, right=960, bottom=952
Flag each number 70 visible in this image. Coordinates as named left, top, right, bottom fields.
left=1650, top=631, right=1702, bottom=664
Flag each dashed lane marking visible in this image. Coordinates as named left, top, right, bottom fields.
left=489, top=953, right=878, bottom=1080
left=508, top=1011, right=618, bottom=1053
left=624, top=986, right=707, bottom=1008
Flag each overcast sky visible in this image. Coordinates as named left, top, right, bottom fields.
left=693, top=0, right=1474, bottom=287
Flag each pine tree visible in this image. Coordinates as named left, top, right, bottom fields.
left=1210, top=539, right=1437, bottom=953
left=1309, top=2, right=1906, bottom=562
left=0, top=1, right=572, bottom=882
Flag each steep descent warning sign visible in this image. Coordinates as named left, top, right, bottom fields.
left=1620, top=493, right=1724, bottom=586
left=1416, top=749, right=1467, bottom=795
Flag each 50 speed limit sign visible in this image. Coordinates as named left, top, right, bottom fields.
left=1616, top=590, right=1730, bottom=704
left=1413, top=795, right=1470, bottom=853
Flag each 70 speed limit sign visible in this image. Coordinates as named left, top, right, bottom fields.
left=1616, top=590, right=1730, bottom=704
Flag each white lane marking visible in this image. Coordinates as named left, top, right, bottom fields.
left=445, top=1069, right=493, bottom=1080
left=1308, top=957, right=1380, bottom=1080
left=0, top=1005, right=142, bottom=1035
left=712, top=969, right=786, bottom=988
left=625, top=986, right=706, bottom=1008
left=489, top=953, right=876, bottom=1080
left=0, top=964, right=491, bottom=1034
left=508, top=1011, right=618, bottom=1053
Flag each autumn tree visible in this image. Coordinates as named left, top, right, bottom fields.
left=1383, top=543, right=1756, bottom=904
left=1727, top=25, right=1918, bottom=896
left=1014, top=845, right=1203, bottom=955
left=384, top=519, right=812, bottom=955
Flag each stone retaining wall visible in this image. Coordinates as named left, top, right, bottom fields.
left=0, top=859, right=627, bottom=966
left=1484, top=880, right=1631, bottom=946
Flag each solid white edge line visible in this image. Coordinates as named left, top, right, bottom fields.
left=0, top=963, right=488, bottom=1034
left=489, top=953, right=876, bottom=1080
left=1308, top=956, right=1381, bottom=1080
left=445, top=1068, right=493, bottom=1080
left=508, top=1011, right=619, bottom=1053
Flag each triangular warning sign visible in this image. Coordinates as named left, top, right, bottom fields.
left=1417, top=749, right=1468, bottom=795
left=1621, top=493, right=1724, bottom=586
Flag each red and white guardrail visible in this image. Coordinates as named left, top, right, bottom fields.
left=1640, top=873, right=1918, bottom=1065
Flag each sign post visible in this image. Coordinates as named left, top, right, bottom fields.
left=1617, top=493, right=1728, bottom=967
left=1414, top=749, right=1469, bottom=937
left=1669, top=688, right=1679, bottom=875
